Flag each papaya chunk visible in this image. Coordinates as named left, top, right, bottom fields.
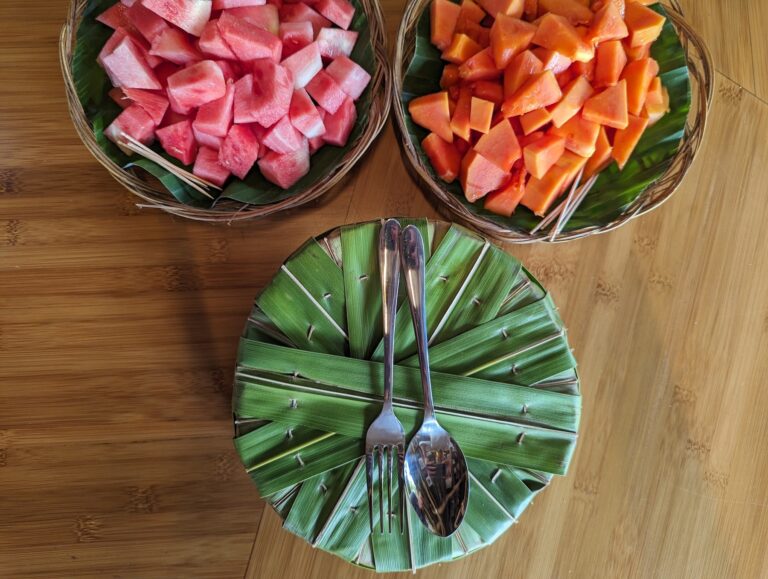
left=442, top=33, right=484, bottom=64
left=524, top=133, right=566, bottom=178
left=521, top=150, right=587, bottom=215
left=450, top=86, right=473, bottom=140
left=484, top=163, right=527, bottom=216
left=624, top=2, right=665, bottom=48
left=537, top=0, right=593, bottom=24
left=582, top=78, right=628, bottom=129
left=474, top=118, right=521, bottom=171
left=422, top=132, right=462, bottom=183
left=459, top=48, right=503, bottom=82
left=431, top=0, right=462, bottom=51
left=520, top=106, right=552, bottom=134
left=470, top=96, right=495, bottom=132
left=502, top=70, right=563, bottom=117
left=586, top=3, right=627, bottom=44
left=532, top=13, right=593, bottom=62
left=490, top=14, right=537, bottom=69
left=550, top=75, right=594, bottom=127
left=621, top=57, right=658, bottom=115
left=409, top=91, right=454, bottom=142
left=584, top=125, right=612, bottom=177
left=503, top=49, right=544, bottom=98
left=549, top=112, right=600, bottom=156
left=594, top=40, right=627, bottom=87
left=461, top=149, right=510, bottom=201
left=612, top=113, right=648, bottom=169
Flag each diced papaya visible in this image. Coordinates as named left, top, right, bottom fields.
left=537, top=0, right=593, bottom=24
left=643, top=76, right=669, bottom=124
left=455, top=19, right=492, bottom=47
left=584, top=125, right=612, bottom=177
left=532, top=48, right=573, bottom=74
left=624, top=2, right=665, bottom=47
left=572, top=59, right=595, bottom=82
left=549, top=112, right=600, bottom=156
left=440, top=64, right=460, bottom=88
left=431, top=0, right=462, bottom=51
left=454, top=137, right=472, bottom=155
left=621, top=57, right=658, bottom=115
left=550, top=75, right=594, bottom=127
left=612, top=113, right=648, bottom=169
left=594, top=40, right=627, bottom=87
left=582, top=78, right=628, bottom=128
left=459, top=48, right=502, bottom=82
left=477, top=0, right=524, bottom=19
left=442, top=33, right=484, bottom=64
left=422, top=132, right=462, bottom=183
left=519, top=130, right=545, bottom=147
left=409, top=91, right=454, bottom=142
left=473, top=80, right=505, bottom=104
left=451, top=86, right=473, bottom=140
left=532, top=13, right=593, bottom=62
left=590, top=0, right=625, bottom=17
left=502, top=70, right=563, bottom=117
left=460, top=0, right=487, bottom=23
left=623, top=40, right=651, bottom=61
left=490, top=14, right=537, bottom=69
left=520, top=106, right=552, bottom=134
left=524, top=133, right=566, bottom=178
left=474, top=118, right=521, bottom=171
left=470, top=97, right=495, bottom=132
left=503, top=50, right=544, bottom=98
left=524, top=0, right=538, bottom=19
left=521, top=150, right=587, bottom=215
left=586, top=3, right=627, bottom=44
left=460, top=149, right=510, bottom=201
left=484, top=164, right=528, bottom=216
left=556, top=68, right=577, bottom=88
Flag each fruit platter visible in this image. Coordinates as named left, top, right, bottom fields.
left=61, top=0, right=390, bottom=221
left=393, top=0, right=712, bottom=242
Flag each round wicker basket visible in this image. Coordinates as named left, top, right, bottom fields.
left=60, top=0, right=392, bottom=223
left=392, top=0, right=714, bottom=243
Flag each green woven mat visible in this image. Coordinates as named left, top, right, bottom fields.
left=233, top=219, right=581, bottom=571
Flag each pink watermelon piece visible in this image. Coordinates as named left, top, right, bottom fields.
left=167, top=60, right=226, bottom=109
left=224, top=5, right=280, bottom=35
left=161, top=110, right=190, bottom=127
left=281, top=42, right=322, bottom=88
left=167, top=87, right=194, bottom=115
left=233, top=61, right=293, bottom=126
left=315, top=0, right=354, bottom=30
left=126, top=2, right=169, bottom=43
left=219, top=124, right=260, bottom=178
left=101, top=36, right=162, bottom=89
left=198, top=20, right=237, bottom=59
left=109, top=87, right=130, bottom=109
left=305, top=69, right=346, bottom=114
left=105, top=104, right=156, bottom=152
left=193, top=82, right=235, bottom=137
left=154, top=61, right=182, bottom=85
left=322, top=95, right=356, bottom=146
left=157, top=119, right=198, bottom=165
left=97, top=3, right=133, bottom=31
left=261, top=115, right=304, bottom=153
left=279, top=4, right=331, bottom=37
left=193, top=146, right=231, bottom=186
left=122, top=87, right=169, bottom=125
left=316, top=27, right=358, bottom=60
left=308, top=133, right=325, bottom=154
left=258, top=138, right=310, bottom=188
left=289, top=88, right=325, bottom=138
left=215, top=60, right=241, bottom=82
left=193, top=126, right=224, bottom=149
left=150, top=27, right=202, bottom=65
left=213, top=0, right=266, bottom=8
left=217, top=12, right=282, bottom=62
left=279, top=21, right=313, bottom=58
left=142, top=0, right=212, bottom=36
left=325, top=55, right=370, bottom=100
left=100, top=28, right=164, bottom=69
left=121, top=0, right=138, bottom=5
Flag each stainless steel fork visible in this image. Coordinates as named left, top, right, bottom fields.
left=365, top=218, right=407, bottom=534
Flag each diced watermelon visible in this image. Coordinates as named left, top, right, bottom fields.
left=324, top=55, right=370, bottom=100
left=316, top=27, right=358, bottom=60
left=315, top=0, right=354, bottom=29
left=219, top=124, right=260, bottom=178
left=122, top=87, right=169, bottom=124
left=194, top=82, right=235, bottom=136
left=150, top=27, right=202, bottom=64
left=199, top=20, right=238, bottom=59
left=101, top=36, right=162, bottom=89
left=161, top=110, right=190, bottom=127
left=193, top=126, right=224, bottom=149
left=281, top=42, right=323, bottom=88
left=105, top=104, right=156, bottom=152
left=215, top=60, right=241, bottom=81
left=321, top=96, right=356, bottom=146
left=279, top=21, right=314, bottom=57
left=308, top=134, right=325, bottom=154
left=289, top=88, right=326, bottom=138
left=166, top=86, right=195, bottom=115
left=126, top=2, right=169, bottom=43
left=194, top=146, right=231, bottom=186
left=306, top=70, right=347, bottom=114
left=225, top=5, right=280, bottom=34
left=109, top=87, right=130, bottom=108
left=262, top=115, right=305, bottom=153
left=142, top=0, right=212, bottom=36
left=258, top=138, right=311, bottom=188
left=213, top=0, right=266, bottom=8
left=157, top=119, right=198, bottom=164
left=153, top=61, right=182, bottom=85
left=217, top=12, right=282, bottom=62
left=97, top=3, right=133, bottom=30
left=167, top=60, right=226, bottom=109
left=279, top=4, right=331, bottom=37
left=233, top=60, right=293, bottom=126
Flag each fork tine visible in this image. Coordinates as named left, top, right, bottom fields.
left=377, top=447, right=384, bottom=533
left=386, top=446, right=393, bottom=533
left=365, top=450, right=375, bottom=533
left=398, top=445, right=406, bottom=534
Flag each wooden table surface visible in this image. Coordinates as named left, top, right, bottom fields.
left=2, top=1, right=768, bottom=577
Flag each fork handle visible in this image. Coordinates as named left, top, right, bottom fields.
left=379, top=219, right=401, bottom=408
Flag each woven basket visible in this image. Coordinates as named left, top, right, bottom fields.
left=392, top=0, right=714, bottom=243
left=60, top=0, right=391, bottom=223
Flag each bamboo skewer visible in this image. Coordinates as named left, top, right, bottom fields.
left=550, top=172, right=599, bottom=241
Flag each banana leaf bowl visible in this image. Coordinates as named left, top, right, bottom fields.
left=392, top=0, right=713, bottom=243
left=233, top=218, right=582, bottom=571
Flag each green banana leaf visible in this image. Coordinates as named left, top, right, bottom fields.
left=71, top=0, right=376, bottom=208
left=233, top=219, right=581, bottom=571
left=400, top=3, right=691, bottom=233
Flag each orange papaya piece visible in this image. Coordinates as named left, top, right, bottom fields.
left=532, top=13, right=593, bottom=62
left=524, top=133, right=566, bottom=178
left=519, top=130, right=545, bottom=147
left=440, top=64, right=461, bottom=88
left=586, top=3, right=627, bottom=43
left=409, top=91, right=454, bottom=142
left=537, top=0, right=593, bottom=24
left=503, top=49, right=544, bottom=98
left=643, top=76, right=669, bottom=124
left=572, top=58, right=595, bottom=82
left=477, top=0, right=523, bottom=19
left=459, top=0, right=487, bottom=22
left=422, top=132, right=462, bottom=183
left=502, top=70, right=563, bottom=117
left=621, top=57, right=658, bottom=115
left=524, top=0, right=538, bottom=20
left=484, top=163, right=528, bottom=216
left=474, top=118, right=521, bottom=171
left=556, top=68, right=577, bottom=88
left=450, top=86, right=473, bottom=140
left=520, top=106, right=552, bottom=134
left=623, top=40, right=651, bottom=61
left=459, top=48, right=503, bottom=82
left=472, top=80, right=505, bottom=104
left=455, top=19, right=491, bottom=47
left=590, top=0, right=624, bottom=17
left=584, top=125, right=612, bottom=177
left=594, top=40, right=627, bottom=87
left=532, top=48, right=573, bottom=74
left=549, top=112, right=600, bottom=156
left=490, top=14, right=537, bottom=69
left=612, top=113, right=648, bottom=169
left=624, top=1, right=665, bottom=47
left=431, top=0, right=463, bottom=51
left=582, top=78, right=628, bottom=128
left=470, top=97, right=495, bottom=133
left=442, top=33, right=484, bottom=64
left=521, top=150, right=587, bottom=215
left=550, top=75, right=594, bottom=127
left=460, top=149, right=510, bottom=201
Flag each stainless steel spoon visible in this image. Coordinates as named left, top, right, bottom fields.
left=399, top=225, right=469, bottom=537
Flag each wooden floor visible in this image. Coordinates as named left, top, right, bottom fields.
left=1, top=1, right=768, bottom=577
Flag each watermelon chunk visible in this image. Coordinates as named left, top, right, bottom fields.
left=219, top=124, right=260, bottom=178
left=194, top=82, right=235, bottom=137
left=194, top=146, right=231, bottom=186
left=150, top=27, right=202, bottom=65
left=97, top=3, right=133, bottom=31
left=101, top=36, right=162, bottom=89
left=199, top=20, right=238, bottom=59
left=214, top=60, right=241, bottom=82
left=142, top=0, right=212, bottom=36
left=309, top=133, right=325, bottom=154
left=315, top=0, right=354, bottom=29
left=122, top=88, right=169, bottom=124
left=258, top=138, right=311, bottom=188
left=234, top=60, right=293, bottom=126
left=157, top=119, right=198, bottom=164
left=279, top=4, right=331, bottom=37
left=166, top=86, right=195, bottom=115
left=225, top=5, right=280, bottom=35
left=262, top=115, right=305, bottom=153
left=153, top=61, right=182, bottom=85
left=282, top=42, right=323, bottom=88
left=305, top=70, right=347, bottom=114
left=109, top=87, right=130, bottom=109
left=325, top=55, right=370, bottom=100
left=321, top=96, right=356, bottom=146
left=289, top=88, right=326, bottom=138
left=126, top=2, right=169, bottom=43
left=193, top=126, right=224, bottom=149
left=167, top=60, right=226, bottom=109
left=217, top=12, right=282, bottom=62
left=316, top=28, right=358, bottom=60
left=279, top=21, right=314, bottom=57
left=213, top=0, right=266, bottom=8
left=105, top=104, right=156, bottom=152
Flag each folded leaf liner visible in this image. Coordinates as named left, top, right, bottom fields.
left=233, top=218, right=582, bottom=571
left=392, top=0, right=713, bottom=243
left=60, top=0, right=391, bottom=222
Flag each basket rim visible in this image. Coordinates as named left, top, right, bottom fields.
left=60, top=0, right=393, bottom=223
left=391, top=0, right=715, bottom=244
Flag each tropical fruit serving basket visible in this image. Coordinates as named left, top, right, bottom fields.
left=233, top=218, right=582, bottom=571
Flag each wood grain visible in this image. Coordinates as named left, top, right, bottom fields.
left=1, top=1, right=768, bottom=578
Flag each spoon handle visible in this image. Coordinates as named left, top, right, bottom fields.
left=379, top=219, right=401, bottom=409
left=400, top=225, right=435, bottom=422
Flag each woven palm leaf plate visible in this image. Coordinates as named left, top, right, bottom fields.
left=233, top=218, right=581, bottom=571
